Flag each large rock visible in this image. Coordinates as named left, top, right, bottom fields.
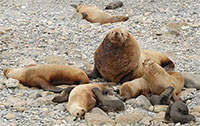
left=151, top=111, right=166, bottom=123
left=153, top=105, right=168, bottom=113
left=134, top=95, right=152, bottom=110
left=182, top=72, right=200, bottom=89
left=85, top=113, right=115, bottom=126
left=115, top=113, right=145, bottom=124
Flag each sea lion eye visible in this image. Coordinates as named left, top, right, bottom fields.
left=121, top=33, right=123, bottom=36
left=77, top=113, right=79, bottom=116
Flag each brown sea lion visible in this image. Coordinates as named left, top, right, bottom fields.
left=120, top=77, right=149, bottom=100
left=66, top=84, right=110, bottom=118
left=3, top=64, right=89, bottom=93
left=88, top=27, right=175, bottom=83
left=74, top=4, right=128, bottom=24
left=165, top=101, right=195, bottom=124
left=105, top=1, right=123, bottom=10
left=143, top=59, right=184, bottom=101
left=149, top=86, right=174, bottom=105
left=92, top=87, right=124, bottom=112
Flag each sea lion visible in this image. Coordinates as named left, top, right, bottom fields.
left=165, top=101, right=195, bottom=124
left=3, top=64, right=89, bottom=93
left=67, top=83, right=110, bottom=118
left=92, top=87, right=124, bottom=112
left=120, top=77, right=149, bottom=100
left=149, top=86, right=174, bottom=105
left=105, top=1, right=123, bottom=10
left=88, top=27, right=175, bottom=83
left=143, top=59, right=184, bottom=101
left=74, top=4, right=128, bottom=24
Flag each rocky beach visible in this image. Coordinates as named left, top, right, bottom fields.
left=0, top=0, right=200, bottom=125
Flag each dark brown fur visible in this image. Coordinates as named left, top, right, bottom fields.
left=4, top=64, right=89, bottom=93
left=92, top=87, right=124, bottom=112
left=165, top=101, right=195, bottom=124
left=88, top=28, right=175, bottom=83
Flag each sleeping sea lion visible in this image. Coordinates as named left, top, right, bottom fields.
left=3, top=64, right=89, bottom=93
left=165, top=101, right=195, bottom=124
left=74, top=4, right=128, bottom=24
left=105, top=1, right=123, bottom=10
left=66, top=83, right=110, bottom=118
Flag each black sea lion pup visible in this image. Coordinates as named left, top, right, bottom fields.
left=74, top=5, right=128, bottom=24
left=165, top=101, right=195, bottom=124
left=92, top=87, right=124, bottom=112
left=105, top=1, right=123, bottom=9
left=67, top=84, right=110, bottom=118
left=4, top=64, right=89, bottom=93
left=150, top=86, right=174, bottom=105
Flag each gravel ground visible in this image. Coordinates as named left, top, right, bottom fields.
left=0, top=0, right=200, bottom=126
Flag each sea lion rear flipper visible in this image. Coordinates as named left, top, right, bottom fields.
left=172, top=92, right=181, bottom=102
left=52, top=86, right=75, bottom=103
left=34, top=78, right=63, bottom=93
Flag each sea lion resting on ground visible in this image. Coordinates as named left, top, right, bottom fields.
left=66, top=84, right=111, bottom=117
left=165, top=101, right=195, bottom=124
left=143, top=59, right=184, bottom=101
left=150, top=86, right=174, bottom=105
left=73, top=4, right=128, bottom=24
left=88, top=27, right=175, bottom=83
left=120, top=77, right=149, bottom=100
left=3, top=64, right=89, bottom=93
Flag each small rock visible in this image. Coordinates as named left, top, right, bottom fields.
left=43, top=55, right=68, bottom=64
left=115, top=113, right=145, bottom=124
left=139, top=117, right=152, bottom=125
left=14, top=107, right=28, bottom=112
left=192, top=105, right=200, bottom=113
left=182, top=72, right=200, bottom=89
left=5, top=113, right=16, bottom=120
left=151, top=111, right=165, bottom=122
left=153, top=105, right=168, bottom=113
left=90, top=107, right=107, bottom=116
left=85, top=113, right=115, bottom=126
left=5, top=78, right=19, bottom=88
left=79, top=24, right=90, bottom=29
left=135, top=95, right=152, bottom=110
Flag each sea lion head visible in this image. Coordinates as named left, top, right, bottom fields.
left=106, top=28, right=129, bottom=45
left=76, top=4, right=85, bottom=12
left=120, top=83, right=132, bottom=100
left=71, top=106, right=86, bottom=118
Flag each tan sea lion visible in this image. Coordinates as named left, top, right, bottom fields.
left=120, top=77, right=149, bottom=100
left=67, top=83, right=110, bottom=118
left=143, top=59, right=184, bottom=101
left=74, top=4, right=128, bottom=24
left=3, top=64, right=89, bottom=93
left=165, top=101, right=195, bottom=124
left=92, top=87, right=124, bottom=112
left=88, top=27, right=175, bottom=83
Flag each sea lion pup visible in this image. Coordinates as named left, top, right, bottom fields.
left=143, top=59, right=184, bottom=101
left=105, top=1, right=123, bottom=10
left=165, top=101, right=195, bottom=124
left=73, top=4, right=128, bottom=24
left=3, top=64, right=89, bottom=93
left=92, top=87, right=124, bottom=112
left=120, top=77, right=149, bottom=100
left=67, top=84, right=111, bottom=118
left=149, top=86, right=174, bottom=105
left=88, top=27, right=175, bottom=83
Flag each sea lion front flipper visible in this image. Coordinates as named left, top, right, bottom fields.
left=172, top=92, right=181, bottom=101
left=34, top=78, right=63, bottom=93
left=52, top=86, right=75, bottom=103
left=87, top=65, right=102, bottom=79
left=165, top=104, right=171, bottom=121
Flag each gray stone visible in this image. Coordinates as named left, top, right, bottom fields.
left=182, top=72, right=200, bottom=89
left=115, top=113, right=145, bottom=124
left=135, top=95, right=152, bottom=110
left=5, top=78, right=19, bottom=88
